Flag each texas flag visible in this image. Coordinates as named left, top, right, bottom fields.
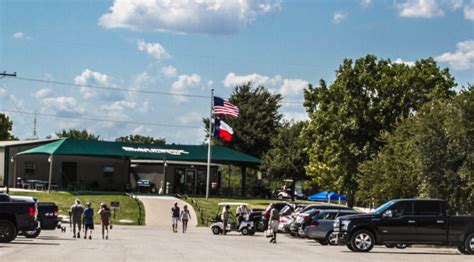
left=214, top=119, right=234, bottom=142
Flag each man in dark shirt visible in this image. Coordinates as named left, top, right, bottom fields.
left=171, top=202, right=180, bottom=233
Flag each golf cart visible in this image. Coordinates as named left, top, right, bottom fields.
left=210, top=202, right=255, bottom=236
left=276, top=179, right=304, bottom=200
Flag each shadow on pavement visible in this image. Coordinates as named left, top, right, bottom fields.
left=342, top=250, right=460, bottom=256
left=9, top=242, right=60, bottom=246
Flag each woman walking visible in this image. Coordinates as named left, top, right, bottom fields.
left=180, top=205, right=191, bottom=233
left=98, top=203, right=112, bottom=240
left=268, top=205, right=280, bottom=244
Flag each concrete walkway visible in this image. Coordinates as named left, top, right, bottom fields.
left=137, top=195, right=198, bottom=227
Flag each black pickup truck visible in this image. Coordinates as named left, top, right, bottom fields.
left=334, top=199, right=474, bottom=254
left=0, top=193, right=39, bottom=243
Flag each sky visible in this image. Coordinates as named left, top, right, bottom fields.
left=0, top=0, right=473, bottom=144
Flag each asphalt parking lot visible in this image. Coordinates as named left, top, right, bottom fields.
left=0, top=226, right=471, bottom=262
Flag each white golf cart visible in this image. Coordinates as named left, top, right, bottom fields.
left=210, top=202, right=255, bottom=236
left=276, top=179, right=304, bottom=199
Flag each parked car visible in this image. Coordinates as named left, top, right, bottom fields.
left=334, top=199, right=474, bottom=254
left=305, top=209, right=359, bottom=245
left=289, top=204, right=353, bottom=236
left=0, top=193, right=38, bottom=243
left=19, top=202, right=60, bottom=238
left=210, top=202, right=255, bottom=236
left=259, top=202, right=293, bottom=230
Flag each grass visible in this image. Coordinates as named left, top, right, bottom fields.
left=10, top=191, right=145, bottom=226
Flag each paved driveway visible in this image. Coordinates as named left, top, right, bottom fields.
left=0, top=226, right=471, bottom=262
left=137, top=195, right=198, bottom=227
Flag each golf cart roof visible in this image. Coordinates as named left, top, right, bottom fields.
left=218, top=202, right=249, bottom=206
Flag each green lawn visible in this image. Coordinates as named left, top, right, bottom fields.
left=10, top=191, right=145, bottom=226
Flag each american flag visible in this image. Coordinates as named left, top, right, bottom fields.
left=213, top=96, right=239, bottom=117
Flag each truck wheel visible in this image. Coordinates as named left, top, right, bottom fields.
left=211, top=226, right=221, bottom=235
left=396, top=244, right=407, bottom=249
left=457, top=244, right=469, bottom=255
left=256, top=222, right=265, bottom=232
left=350, top=230, right=375, bottom=252
left=249, top=229, right=256, bottom=236
left=465, top=233, right=474, bottom=255
left=346, top=243, right=355, bottom=251
left=0, top=220, right=17, bottom=243
left=326, top=231, right=338, bottom=245
left=23, top=228, right=41, bottom=238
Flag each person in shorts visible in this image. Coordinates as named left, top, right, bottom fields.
left=171, top=202, right=180, bottom=233
left=98, top=203, right=112, bottom=240
left=70, top=199, right=84, bottom=238
left=180, top=205, right=191, bottom=233
left=83, top=202, right=94, bottom=240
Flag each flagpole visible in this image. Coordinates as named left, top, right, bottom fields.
left=206, top=88, right=214, bottom=200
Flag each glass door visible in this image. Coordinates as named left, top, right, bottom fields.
left=185, top=169, right=196, bottom=195
left=196, top=170, right=206, bottom=195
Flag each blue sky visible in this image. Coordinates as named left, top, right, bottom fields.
left=1, top=0, right=473, bottom=144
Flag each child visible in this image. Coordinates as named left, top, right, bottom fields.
left=98, top=203, right=112, bottom=240
left=83, top=202, right=94, bottom=240
left=180, top=205, right=191, bottom=233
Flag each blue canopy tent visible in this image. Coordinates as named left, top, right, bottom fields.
left=307, top=191, right=347, bottom=203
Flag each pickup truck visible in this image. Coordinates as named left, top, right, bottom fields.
left=0, top=193, right=39, bottom=243
left=19, top=202, right=60, bottom=238
left=334, top=199, right=474, bottom=254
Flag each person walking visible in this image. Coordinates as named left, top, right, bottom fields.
left=171, top=202, right=180, bottom=233
left=268, top=206, right=280, bottom=244
left=180, top=205, right=191, bottom=233
left=70, top=199, right=84, bottom=239
left=98, top=203, right=112, bottom=240
left=222, top=205, right=230, bottom=235
left=83, top=202, right=94, bottom=240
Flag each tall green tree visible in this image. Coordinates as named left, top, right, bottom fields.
left=303, top=55, right=455, bottom=205
left=115, top=134, right=165, bottom=145
left=261, top=121, right=308, bottom=200
left=56, top=129, right=100, bottom=140
left=207, top=83, right=282, bottom=158
left=358, top=86, right=474, bottom=213
left=0, top=113, right=17, bottom=140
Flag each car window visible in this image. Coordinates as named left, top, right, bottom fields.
left=414, top=201, right=442, bottom=216
left=318, top=212, right=337, bottom=220
left=337, top=212, right=356, bottom=217
left=391, top=201, right=413, bottom=217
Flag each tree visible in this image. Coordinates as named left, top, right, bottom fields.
left=206, top=83, right=283, bottom=158
left=261, top=121, right=308, bottom=201
left=0, top=113, right=17, bottom=140
left=358, top=86, right=474, bottom=213
left=303, top=55, right=455, bottom=206
left=115, top=134, right=166, bottom=145
left=56, top=129, right=100, bottom=140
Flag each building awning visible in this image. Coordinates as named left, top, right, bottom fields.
left=17, top=138, right=261, bottom=165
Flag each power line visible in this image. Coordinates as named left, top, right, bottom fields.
left=2, top=109, right=202, bottom=129
left=7, top=75, right=304, bottom=104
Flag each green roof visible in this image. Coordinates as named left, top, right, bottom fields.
left=18, top=138, right=260, bottom=165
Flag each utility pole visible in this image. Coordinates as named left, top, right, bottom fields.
left=0, top=71, right=17, bottom=78
left=32, top=110, right=38, bottom=140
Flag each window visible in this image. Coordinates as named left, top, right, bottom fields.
left=414, top=201, right=441, bottom=216
left=318, top=212, right=337, bottom=220
left=391, top=201, right=413, bottom=217
left=103, top=166, right=114, bottom=177
left=24, top=162, right=36, bottom=175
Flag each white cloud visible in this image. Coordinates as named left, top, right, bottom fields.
left=333, top=11, right=346, bottom=24
left=178, top=112, right=202, bottom=125
left=282, top=111, right=308, bottom=122
left=465, top=4, right=474, bottom=21
left=74, top=69, right=110, bottom=99
left=280, top=79, right=309, bottom=97
left=12, top=32, right=31, bottom=40
left=41, top=96, right=85, bottom=116
left=361, top=0, right=372, bottom=8
left=137, top=40, right=170, bottom=61
left=394, top=58, right=416, bottom=67
left=161, top=65, right=177, bottom=78
left=223, top=72, right=282, bottom=88
left=34, top=89, right=53, bottom=98
left=397, top=0, right=444, bottom=18
left=436, top=40, right=474, bottom=70
left=171, top=74, right=201, bottom=102
left=99, top=0, right=282, bottom=35
left=448, top=0, right=464, bottom=10
left=131, top=125, right=152, bottom=135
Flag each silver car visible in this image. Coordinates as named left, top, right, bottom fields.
left=304, top=210, right=359, bottom=245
